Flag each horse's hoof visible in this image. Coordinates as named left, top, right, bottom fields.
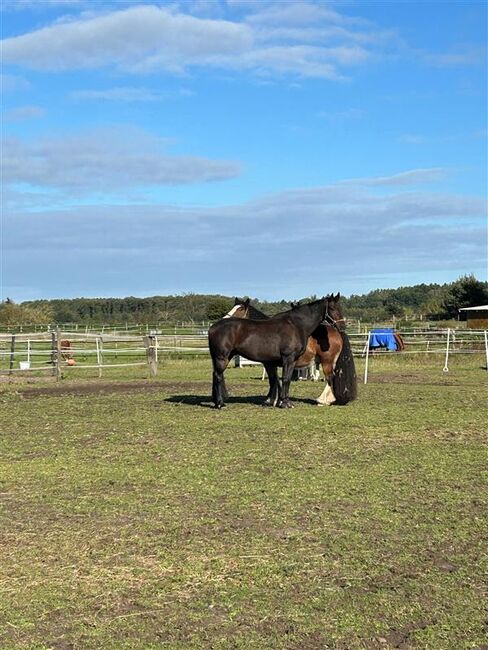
left=214, top=403, right=225, bottom=409
left=279, top=401, right=294, bottom=409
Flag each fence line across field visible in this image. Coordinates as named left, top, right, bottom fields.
left=0, top=328, right=487, bottom=381
left=353, top=328, right=488, bottom=383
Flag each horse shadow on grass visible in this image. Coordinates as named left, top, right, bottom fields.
left=164, top=393, right=317, bottom=408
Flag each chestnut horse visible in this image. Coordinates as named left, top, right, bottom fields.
left=209, top=297, right=334, bottom=409
left=60, top=339, right=72, bottom=360
left=225, top=294, right=357, bottom=406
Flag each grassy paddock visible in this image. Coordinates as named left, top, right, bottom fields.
left=0, top=355, right=487, bottom=649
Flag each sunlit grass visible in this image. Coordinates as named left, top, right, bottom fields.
left=0, top=355, right=487, bottom=649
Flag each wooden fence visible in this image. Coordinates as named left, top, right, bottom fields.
left=1, top=328, right=486, bottom=382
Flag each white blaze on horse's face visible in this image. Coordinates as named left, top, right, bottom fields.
left=223, top=304, right=243, bottom=318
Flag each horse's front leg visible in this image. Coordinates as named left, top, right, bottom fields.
left=279, top=356, right=295, bottom=408
left=263, top=363, right=281, bottom=406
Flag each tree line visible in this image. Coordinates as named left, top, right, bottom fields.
left=1, top=275, right=486, bottom=327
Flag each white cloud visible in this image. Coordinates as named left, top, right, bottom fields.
left=4, top=175, right=485, bottom=300
left=1, top=6, right=252, bottom=72
left=70, top=86, right=196, bottom=102
left=398, top=134, right=426, bottom=145
left=341, top=168, right=448, bottom=187
left=3, top=105, right=45, bottom=121
left=70, top=87, right=164, bottom=102
left=4, top=0, right=84, bottom=7
left=0, top=3, right=380, bottom=79
left=422, top=45, right=485, bottom=67
left=244, top=2, right=366, bottom=28
left=3, top=127, right=241, bottom=194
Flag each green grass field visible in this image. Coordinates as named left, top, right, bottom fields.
left=1, top=355, right=487, bottom=649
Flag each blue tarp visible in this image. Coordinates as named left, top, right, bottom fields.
left=369, top=328, right=398, bottom=351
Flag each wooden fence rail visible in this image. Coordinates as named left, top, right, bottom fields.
left=0, top=329, right=486, bottom=381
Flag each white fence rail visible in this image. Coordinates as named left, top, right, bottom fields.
left=346, top=329, right=488, bottom=383
left=0, top=328, right=486, bottom=381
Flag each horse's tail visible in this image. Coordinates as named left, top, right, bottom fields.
left=332, top=331, right=357, bottom=405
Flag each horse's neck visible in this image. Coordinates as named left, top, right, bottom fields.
left=290, top=304, right=324, bottom=332
left=249, top=306, right=268, bottom=320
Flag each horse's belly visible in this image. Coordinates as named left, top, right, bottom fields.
left=234, top=332, right=282, bottom=362
left=236, top=341, right=280, bottom=362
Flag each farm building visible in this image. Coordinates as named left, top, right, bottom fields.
left=459, top=305, right=488, bottom=329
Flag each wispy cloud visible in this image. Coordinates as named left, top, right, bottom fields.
left=3, top=105, right=45, bottom=121
left=421, top=44, right=486, bottom=67
left=3, top=126, right=241, bottom=197
left=2, top=0, right=85, bottom=8
left=0, top=3, right=384, bottom=80
left=70, top=87, right=165, bottom=102
left=340, top=168, right=448, bottom=187
left=398, top=134, right=426, bottom=145
left=1, top=73, right=31, bottom=92
left=5, top=173, right=485, bottom=300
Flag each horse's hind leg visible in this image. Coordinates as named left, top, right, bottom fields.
left=263, top=363, right=281, bottom=407
left=316, top=377, right=335, bottom=405
left=316, top=358, right=338, bottom=406
left=279, top=356, right=295, bottom=408
left=212, top=357, right=229, bottom=409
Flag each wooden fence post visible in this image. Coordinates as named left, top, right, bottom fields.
left=96, top=336, right=103, bottom=378
left=364, top=331, right=371, bottom=384
left=145, top=335, right=158, bottom=377
left=443, top=328, right=450, bottom=373
left=51, top=331, right=56, bottom=376
left=56, top=328, right=62, bottom=381
left=9, top=334, right=16, bottom=376
left=484, top=330, right=488, bottom=372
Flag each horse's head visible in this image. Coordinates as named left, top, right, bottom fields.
left=324, top=293, right=346, bottom=330
left=223, top=298, right=250, bottom=319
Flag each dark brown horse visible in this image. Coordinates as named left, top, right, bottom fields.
left=225, top=294, right=357, bottom=406
left=208, top=297, right=334, bottom=409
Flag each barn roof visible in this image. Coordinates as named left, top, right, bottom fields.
left=458, top=305, right=488, bottom=311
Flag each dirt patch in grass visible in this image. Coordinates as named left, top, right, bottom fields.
left=368, top=373, right=449, bottom=385
left=15, top=379, right=206, bottom=399
left=364, top=619, right=432, bottom=649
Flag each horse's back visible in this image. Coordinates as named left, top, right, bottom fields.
left=208, top=316, right=306, bottom=362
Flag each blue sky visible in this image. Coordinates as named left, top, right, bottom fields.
left=1, top=0, right=487, bottom=302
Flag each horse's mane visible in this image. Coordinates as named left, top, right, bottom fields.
left=234, top=297, right=268, bottom=320
left=247, top=304, right=268, bottom=320
left=236, top=296, right=339, bottom=321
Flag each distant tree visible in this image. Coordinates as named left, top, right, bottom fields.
left=207, top=298, right=233, bottom=321
left=441, top=275, right=488, bottom=318
left=0, top=300, right=53, bottom=326
left=384, top=297, right=404, bottom=318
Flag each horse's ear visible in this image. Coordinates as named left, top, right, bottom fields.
left=233, top=297, right=239, bottom=305
left=244, top=298, right=250, bottom=307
